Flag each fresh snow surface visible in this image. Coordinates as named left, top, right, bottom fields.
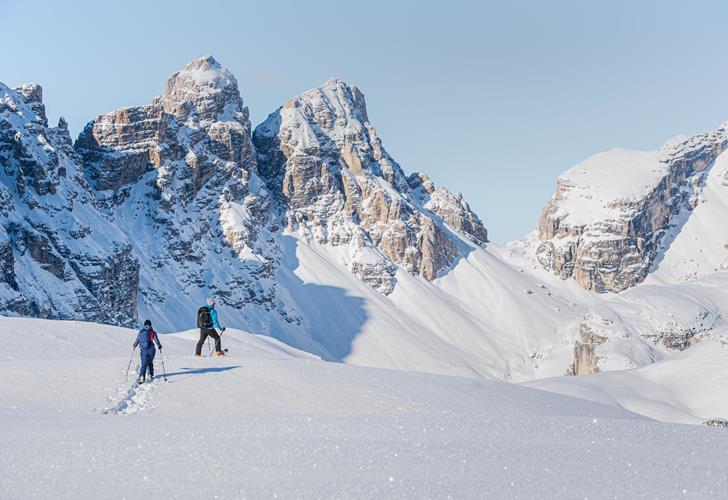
left=528, top=335, right=728, bottom=425
left=552, top=148, right=666, bottom=226
left=278, top=235, right=598, bottom=381
left=3, top=316, right=728, bottom=499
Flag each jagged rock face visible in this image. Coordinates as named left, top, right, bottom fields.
left=537, top=127, right=728, bottom=292
left=704, top=419, right=728, bottom=428
left=75, top=56, right=295, bottom=329
left=253, top=78, right=487, bottom=293
left=568, top=323, right=607, bottom=376
left=0, top=83, right=138, bottom=325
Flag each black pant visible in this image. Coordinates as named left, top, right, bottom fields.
left=196, top=328, right=222, bottom=355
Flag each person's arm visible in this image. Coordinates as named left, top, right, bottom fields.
left=211, top=308, right=222, bottom=330
left=133, top=331, right=140, bottom=348
left=154, top=330, right=162, bottom=349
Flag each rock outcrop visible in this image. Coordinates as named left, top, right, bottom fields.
left=253, top=77, right=487, bottom=293
left=536, top=127, right=728, bottom=292
left=567, top=323, right=607, bottom=375
left=0, top=82, right=138, bottom=325
left=564, top=273, right=728, bottom=375
left=75, top=56, right=296, bottom=330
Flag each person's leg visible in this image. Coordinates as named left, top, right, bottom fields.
left=139, top=352, right=149, bottom=380
left=149, top=350, right=156, bottom=377
left=211, top=330, right=222, bottom=353
left=195, top=329, right=209, bottom=356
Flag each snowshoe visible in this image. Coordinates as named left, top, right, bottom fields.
left=137, top=376, right=145, bottom=384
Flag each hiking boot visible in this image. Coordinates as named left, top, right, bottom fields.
left=215, top=351, right=224, bottom=357
left=137, top=376, right=145, bottom=384
left=195, top=354, right=201, bottom=358
left=149, top=374, right=154, bottom=381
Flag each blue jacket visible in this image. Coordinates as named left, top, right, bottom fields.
left=203, top=305, right=222, bottom=330
left=134, top=325, right=162, bottom=351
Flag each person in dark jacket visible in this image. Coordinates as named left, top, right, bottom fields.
left=195, top=297, right=225, bottom=357
left=133, top=319, right=162, bottom=383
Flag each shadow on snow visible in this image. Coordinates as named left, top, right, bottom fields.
left=162, top=365, right=241, bottom=378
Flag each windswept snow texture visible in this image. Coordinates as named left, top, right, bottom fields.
left=529, top=335, right=728, bottom=425
left=3, top=316, right=728, bottom=499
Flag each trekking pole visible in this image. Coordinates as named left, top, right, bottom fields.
left=160, top=351, right=168, bottom=382
left=125, top=346, right=137, bottom=379
left=209, top=327, right=225, bottom=357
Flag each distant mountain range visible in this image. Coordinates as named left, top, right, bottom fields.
left=2, top=55, right=727, bottom=380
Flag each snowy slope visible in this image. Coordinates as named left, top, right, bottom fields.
left=648, top=148, right=728, bottom=283
left=274, top=234, right=601, bottom=380
left=549, top=148, right=667, bottom=227
left=528, top=335, right=728, bottom=425
left=3, top=316, right=728, bottom=499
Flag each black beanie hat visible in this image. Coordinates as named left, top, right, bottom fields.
left=144, top=319, right=152, bottom=327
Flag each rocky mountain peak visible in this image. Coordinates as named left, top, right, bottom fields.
left=254, top=78, right=487, bottom=293
left=73, top=57, right=283, bottom=332
left=4, top=82, right=47, bottom=126
left=14, top=83, right=42, bottom=104
left=161, top=55, right=244, bottom=122
left=534, top=124, right=728, bottom=292
left=77, top=56, right=255, bottom=192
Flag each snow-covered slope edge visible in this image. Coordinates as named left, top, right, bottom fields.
left=528, top=334, right=728, bottom=425
left=4, top=315, right=728, bottom=499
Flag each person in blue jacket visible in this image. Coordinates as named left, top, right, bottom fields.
left=133, top=319, right=162, bottom=383
left=195, top=297, right=225, bottom=357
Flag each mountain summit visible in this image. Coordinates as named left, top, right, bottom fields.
left=254, top=76, right=487, bottom=292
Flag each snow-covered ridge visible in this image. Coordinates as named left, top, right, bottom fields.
left=534, top=124, right=728, bottom=292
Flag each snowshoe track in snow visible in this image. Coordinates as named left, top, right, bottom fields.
left=98, top=369, right=160, bottom=416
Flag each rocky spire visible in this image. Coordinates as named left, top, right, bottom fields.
left=74, top=56, right=283, bottom=331
left=254, top=77, right=487, bottom=293
left=161, top=55, right=244, bottom=122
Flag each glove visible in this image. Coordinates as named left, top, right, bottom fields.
left=158, top=345, right=162, bottom=350
left=221, top=327, right=226, bottom=332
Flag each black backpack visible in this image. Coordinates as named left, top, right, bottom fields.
left=197, top=306, right=212, bottom=329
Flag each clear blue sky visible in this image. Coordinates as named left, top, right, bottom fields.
left=3, top=0, right=728, bottom=242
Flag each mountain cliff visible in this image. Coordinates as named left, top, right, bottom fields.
left=253, top=77, right=487, bottom=294
left=0, top=82, right=138, bottom=325
left=74, top=55, right=299, bottom=334
left=534, top=127, right=728, bottom=292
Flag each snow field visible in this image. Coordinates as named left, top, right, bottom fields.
left=2, top=317, right=728, bottom=499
